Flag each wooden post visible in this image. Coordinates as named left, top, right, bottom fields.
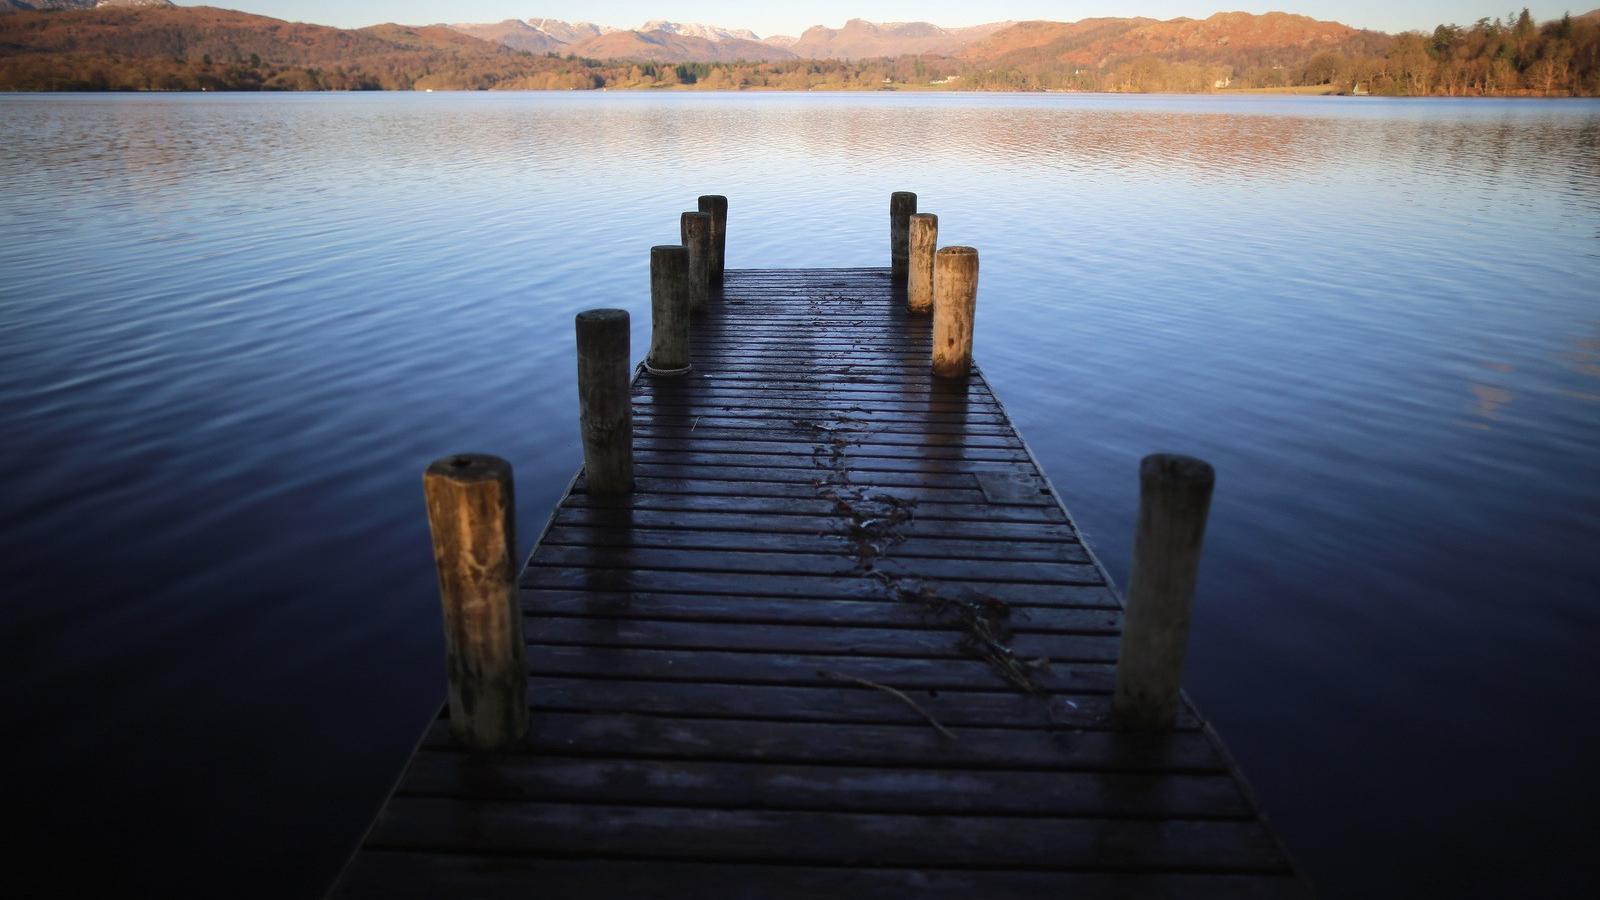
left=698, top=194, right=728, bottom=285
left=1112, top=454, right=1216, bottom=731
left=575, top=309, right=632, bottom=494
left=931, top=246, right=977, bottom=377
left=907, top=213, right=938, bottom=313
left=890, top=191, right=917, bottom=285
left=681, top=211, right=712, bottom=314
left=421, top=454, right=527, bottom=750
left=647, top=245, right=692, bottom=375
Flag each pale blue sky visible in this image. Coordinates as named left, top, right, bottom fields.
left=207, top=3, right=1583, bottom=36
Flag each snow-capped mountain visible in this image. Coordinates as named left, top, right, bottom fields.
left=641, top=20, right=760, bottom=41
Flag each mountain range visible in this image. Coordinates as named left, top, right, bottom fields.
left=442, top=17, right=1028, bottom=62
left=1, top=0, right=170, bottom=8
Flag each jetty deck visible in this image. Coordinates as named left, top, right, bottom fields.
left=331, top=267, right=1308, bottom=898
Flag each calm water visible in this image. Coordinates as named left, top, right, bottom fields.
left=2, top=92, right=1597, bottom=897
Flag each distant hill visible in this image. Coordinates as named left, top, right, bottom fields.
left=782, top=19, right=1013, bottom=59
left=447, top=19, right=568, bottom=54
left=963, top=12, right=1391, bottom=71
left=642, top=20, right=759, bottom=42
left=0, top=5, right=598, bottom=90
left=445, top=17, right=786, bottom=61
left=440, top=16, right=1009, bottom=62
left=568, top=28, right=794, bottom=62
left=2, top=0, right=170, bottom=8
left=525, top=18, right=612, bottom=44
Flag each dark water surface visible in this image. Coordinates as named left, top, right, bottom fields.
left=2, top=92, right=1597, bottom=897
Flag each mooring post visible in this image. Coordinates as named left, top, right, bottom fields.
left=1112, top=453, right=1216, bottom=731
left=576, top=309, right=633, bottom=494
left=931, top=246, right=978, bottom=377
left=907, top=213, right=938, bottom=313
left=681, top=211, right=712, bottom=314
left=647, top=245, right=692, bottom=375
left=697, top=194, right=728, bottom=285
left=890, top=191, right=918, bottom=285
left=421, top=453, right=527, bottom=750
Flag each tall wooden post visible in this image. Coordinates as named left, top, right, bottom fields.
left=576, top=309, right=632, bottom=494
left=890, top=191, right=918, bottom=285
left=1113, top=454, right=1216, bottom=731
left=907, top=213, right=938, bottom=313
left=681, top=211, right=712, bottom=314
left=422, top=454, right=527, bottom=750
left=647, top=245, right=692, bottom=375
left=931, top=246, right=978, bottom=377
left=698, top=194, right=728, bottom=285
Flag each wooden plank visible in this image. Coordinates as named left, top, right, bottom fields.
left=636, top=395, right=999, bottom=415
left=522, top=644, right=1118, bottom=693
left=629, top=450, right=1033, bottom=476
left=519, top=675, right=1156, bottom=730
left=633, top=414, right=1011, bottom=436
left=523, top=618, right=1123, bottom=662
left=635, top=409, right=1011, bottom=428
left=418, top=711, right=1227, bottom=772
left=521, top=568, right=1118, bottom=608
left=540, top=524, right=1091, bottom=562
left=589, top=476, right=995, bottom=504
left=550, top=506, right=1081, bottom=542
left=632, top=439, right=1034, bottom=462
left=634, top=425, right=1028, bottom=450
left=630, top=463, right=989, bottom=491
left=630, top=422, right=1017, bottom=445
left=563, top=492, right=1074, bottom=524
left=335, top=854, right=1308, bottom=900
left=522, top=591, right=1118, bottom=630
left=529, top=543, right=1102, bottom=584
left=366, top=799, right=1284, bottom=870
left=525, top=588, right=1109, bottom=623
left=396, top=753, right=1252, bottom=817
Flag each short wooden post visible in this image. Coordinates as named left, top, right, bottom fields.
left=907, top=213, right=938, bottom=313
left=681, top=211, right=712, bottom=314
left=422, top=454, right=527, bottom=750
left=698, top=194, right=728, bottom=285
left=890, top=191, right=918, bottom=284
left=575, top=309, right=632, bottom=494
left=931, top=246, right=978, bottom=377
left=647, top=244, right=691, bottom=375
left=1112, top=454, right=1216, bottom=731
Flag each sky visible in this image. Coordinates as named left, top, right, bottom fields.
left=211, top=3, right=1584, bottom=36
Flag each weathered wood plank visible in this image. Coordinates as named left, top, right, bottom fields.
left=523, top=618, right=1124, bottom=661
left=550, top=506, right=1081, bottom=542
left=522, top=591, right=1118, bottom=630
left=521, top=568, right=1117, bottom=608
left=519, top=675, right=1157, bottom=729
left=522, top=644, right=1118, bottom=693
left=564, top=492, right=1075, bottom=524
left=396, top=754, right=1252, bottom=817
left=419, top=711, right=1227, bottom=772
left=529, top=543, right=1102, bottom=584
left=334, top=854, right=1308, bottom=900
left=366, top=799, right=1284, bottom=870
left=540, top=524, right=1091, bottom=562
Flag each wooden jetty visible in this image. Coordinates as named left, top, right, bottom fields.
left=329, top=195, right=1309, bottom=898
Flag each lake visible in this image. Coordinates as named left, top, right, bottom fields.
left=2, top=91, right=1596, bottom=898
